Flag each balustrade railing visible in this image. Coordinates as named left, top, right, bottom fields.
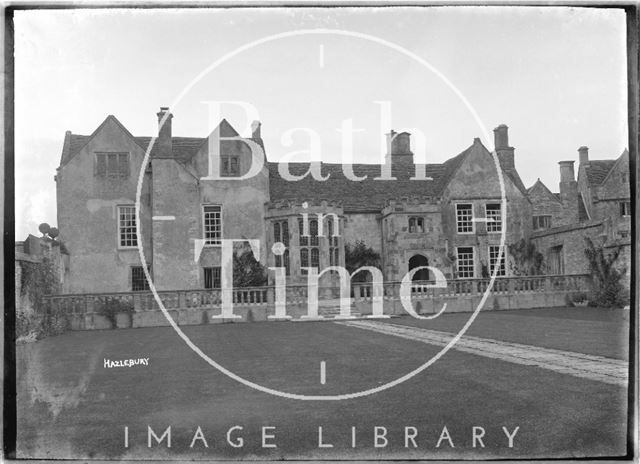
left=43, top=274, right=591, bottom=314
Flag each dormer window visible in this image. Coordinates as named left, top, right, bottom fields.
left=96, top=152, right=129, bottom=179
left=221, top=155, right=240, bottom=177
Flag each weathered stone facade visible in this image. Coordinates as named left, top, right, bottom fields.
left=529, top=147, right=631, bottom=279
left=54, top=109, right=631, bottom=294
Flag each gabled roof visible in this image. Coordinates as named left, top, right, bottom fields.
left=584, top=159, right=617, bottom=187
left=60, top=118, right=243, bottom=166
left=59, top=116, right=531, bottom=211
left=498, top=158, right=528, bottom=196
left=526, top=178, right=562, bottom=204
left=599, top=149, right=629, bottom=186
left=59, top=115, right=147, bottom=167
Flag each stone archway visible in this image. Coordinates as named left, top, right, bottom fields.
left=409, top=254, right=430, bottom=282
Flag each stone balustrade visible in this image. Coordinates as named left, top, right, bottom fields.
left=42, top=274, right=592, bottom=331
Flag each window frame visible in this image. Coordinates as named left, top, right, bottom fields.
left=533, top=215, right=552, bottom=230
left=95, top=152, right=130, bottom=179
left=620, top=201, right=631, bottom=217
left=408, top=216, right=425, bottom=233
left=117, top=205, right=138, bottom=249
left=275, top=249, right=291, bottom=276
left=488, top=245, right=507, bottom=277
left=484, top=203, right=502, bottom=233
left=203, top=266, right=222, bottom=289
left=202, top=204, right=223, bottom=246
left=300, top=248, right=310, bottom=275
left=221, top=154, right=240, bottom=177
left=273, top=220, right=291, bottom=275
left=455, top=203, right=475, bottom=234
left=131, top=265, right=151, bottom=291
left=456, top=246, right=475, bottom=279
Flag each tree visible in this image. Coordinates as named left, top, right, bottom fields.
left=232, top=245, right=267, bottom=288
left=584, top=237, right=627, bottom=308
left=344, top=240, right=382, bottom=282
left=38, top=223, right=51, bottom=236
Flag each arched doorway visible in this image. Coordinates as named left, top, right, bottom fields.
left=409, top=254, right=430, bottom=282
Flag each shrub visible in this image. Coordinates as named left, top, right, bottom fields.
left=571, top=292, right=588, bottom=303
left=584, top=237, right=628, bottom=308
left=95, top=298, right=134, bottom=328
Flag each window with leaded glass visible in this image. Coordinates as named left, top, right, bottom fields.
left=485, top=204, right=502, bottom=233
left=456, top=246, right=475, bottom=278
left=488, top=245, right=506, bottom=277
left=131, top=265, right=150, bottom=291
left=118, top=205, right=137, bottom=248
left=96, top=152, right=129, bottom=179
left=203, top=205, right=222, bottom=245
left=204, top=267, right=221, bottom=289
left=456, top=204, right=474, bottom=234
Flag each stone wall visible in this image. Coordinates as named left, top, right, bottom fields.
left=56, top=117, right=153, bottom=293
left=380, top=199, right=448, bottom=281
left=528, top=183, right=568, bottom=228
left=530, top=221, right=604, bottom=275
left=441, top=140, right=532, bottom=278
left=343, top=212, right=382, bottom=255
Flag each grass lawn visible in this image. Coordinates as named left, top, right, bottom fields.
left=16, top=306, right=629, bottom=460
left=386, top=306, right=630, bottom=360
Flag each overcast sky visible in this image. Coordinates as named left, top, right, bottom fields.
left=14, top=7, right=628, bottom=239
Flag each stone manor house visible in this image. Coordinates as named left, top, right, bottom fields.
left=55, top=108, right=631, bottom=294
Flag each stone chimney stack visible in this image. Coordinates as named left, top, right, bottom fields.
left=251, top=120, right=264, bottom=150
left=578, top=146, right=589, bottom=165
left=386, top=130, right=413, bottom=158
left=559, top=160, right=576, bottom=184
left=494, top=124, right=515, bottom=171
left=156, top=107, right=173, bottom=158
left=559, top=160, right=578, bottom=222
left=251, top=120, right=261, bottom=140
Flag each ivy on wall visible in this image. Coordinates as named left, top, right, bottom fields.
left=18, top=256, right=66, bottom=338
left=508, top=239, right=545, bottom=276
left=584, top=237, right=628, bottom=308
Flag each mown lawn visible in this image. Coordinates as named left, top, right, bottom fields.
left=385, top=306, right=630, bottom=359
left=16, top=307, right=629, bottom=460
